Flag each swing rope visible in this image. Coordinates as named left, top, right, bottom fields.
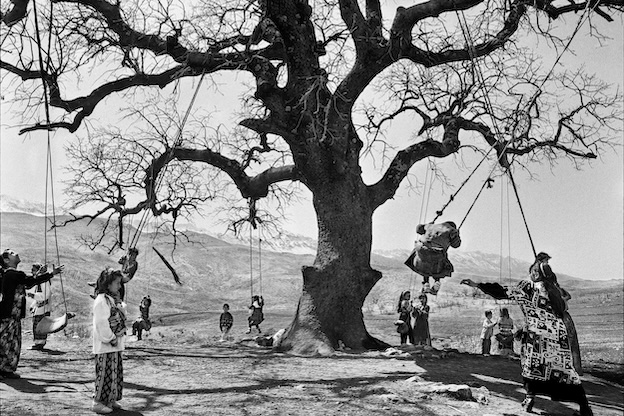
left=128, top=69, right=207, bottom=249
left=498, top=175, right=513, bottom=288
left=258, top=238, right=263, bottom=297
left=505, top=176, right=513, bottom=286
left=458, top=137, right=518, bottom=229
left=445, top=3, right=596, bottom=232
left=418, top=159, right=434, bottom=224
left=33, top=0, right=68, bottom=316
left=249, top=224, right=254, bottom=299
left=430, top=150, right=492, bottom=223
left=505, top=168, right=536, bottom=258
left=525, top=1, right=595, bottom=110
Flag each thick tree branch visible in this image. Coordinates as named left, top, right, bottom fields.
left=338, top=0, right=368, bottom=46
left=391, top=0, right=525, bottom=67
left=1, top=0, right=29, bottom=26
left=145, top=147, right=299, bottom=202
left=368, top=119, right=461, bottom=208
left=534, top=0, right=624, bottom=21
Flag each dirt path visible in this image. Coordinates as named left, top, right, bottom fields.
left=1, top=334, right=622, bottom=416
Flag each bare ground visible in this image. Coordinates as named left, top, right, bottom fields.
left=1, top=321, right=622, bottom=416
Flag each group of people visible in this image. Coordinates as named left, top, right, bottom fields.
left=479, top=307, right=515, bottom=356
left=2, top=226, right=593, bottom=416
left=402, top=220, right=593, bottom=416
left=0, top=249, right=64, bottom=380
left=219, top=295, right=266, bottom=341
left=396, top=291, right=431, bottom=346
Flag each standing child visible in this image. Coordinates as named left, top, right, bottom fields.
left=395, top=291, right=413, bottom=345
left=246, top=295, right=264, bottom=334
left=412, top=293, right=431, bottom=346
left=480, top=310, right=498, bottom=356
left=26, top=263, right=52, bottom=350
left=496, top=307, right=515, bottom=356
left=219, top=303, right=233, bottom=341
left=92, top=269, right=127, bottom=414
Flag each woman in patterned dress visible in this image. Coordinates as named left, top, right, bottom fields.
left=0, top=249, right=62, bottom=379
left=460, top=252, right=592, bottom=416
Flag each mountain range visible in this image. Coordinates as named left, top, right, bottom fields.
left=0, top=195, right=619, bottom=324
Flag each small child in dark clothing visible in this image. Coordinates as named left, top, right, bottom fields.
left=246, top=295, right=264, bottom=334
left=219, top=303, right=233, bottom=341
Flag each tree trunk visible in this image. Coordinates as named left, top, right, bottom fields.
left=277, top=178, right=390, bottom=355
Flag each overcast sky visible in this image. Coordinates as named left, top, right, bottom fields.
left=1, top=8, right=622, bottom=281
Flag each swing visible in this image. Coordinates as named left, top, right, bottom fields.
left=405, top=1, right=590, bottom=266
left=32, top=0, right=74, bottom=335
left=121, top=69, right=208, bottom=286
left=246, top=198, right=264, bottom=300
left=246, top=199, right=266, bottom=334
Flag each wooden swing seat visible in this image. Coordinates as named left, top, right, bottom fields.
left=36, top=312, right=75, bottom=335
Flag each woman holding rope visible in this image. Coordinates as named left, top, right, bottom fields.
left=0, top=249, right=64, bottom=379
left=461, top=252, right=592, bottom=416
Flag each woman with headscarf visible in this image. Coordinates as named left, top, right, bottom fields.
left=412, top=293, right=431, bottom=346
left=460, top=252, right=592, bottom=416
left=0, top=249, right=63, bottom=379
left=395, top=291, right=414, bottom=345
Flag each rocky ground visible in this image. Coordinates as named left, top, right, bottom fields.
left=1, top=324, right=622, bottom=416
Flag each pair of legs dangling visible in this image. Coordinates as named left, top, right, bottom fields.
left=246, top=324, right=261, bottom=334
left=421, top=276, right=441, bottom=295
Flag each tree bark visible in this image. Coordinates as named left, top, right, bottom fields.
left=277, top=176, right=390, bottom=355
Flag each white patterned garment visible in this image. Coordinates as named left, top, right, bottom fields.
left=509, top=280, right=581, bottom=385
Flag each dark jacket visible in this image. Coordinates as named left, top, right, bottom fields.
left=0, top=269, right=54, bottom=319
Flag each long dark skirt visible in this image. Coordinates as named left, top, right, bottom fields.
left=0, top=317, right=22, bottom=373
left=563, top=311, right=583, bottom=375
left=524, top=378, right=589, bottom=406
left=94, top=352, right=123, bottom=404
left=412, top=317, right=431, bottom=346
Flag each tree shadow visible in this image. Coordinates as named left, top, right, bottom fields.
left=112, top=409, right=144, bottom=415
left=39, top=348, right=68, bottom=355
left=0, top=377, right=47, bottom=393
left=410, top=353, right=623, bottom=415
left=122, top=372, right=429, bottom=414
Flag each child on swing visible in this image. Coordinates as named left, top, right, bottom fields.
left=131, top=295, right=152, bottom=341
left=92, top=269, right=127, bottom=414
left=88, top=248, right=139, bottom=301
left=246, top=295, right=264, bottom=334
left=405, top=221, right=461, bottom=295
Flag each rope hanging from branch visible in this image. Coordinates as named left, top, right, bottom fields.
left=247, top=198, right=264, bottom=298
left=128, top=69, right=208, bottom=249
left=32, top=0, right=74, bottom=335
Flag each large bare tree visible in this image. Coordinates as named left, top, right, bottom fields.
left=1, top=0, right=622, bottom=354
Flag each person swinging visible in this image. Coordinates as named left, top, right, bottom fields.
left=88, top=248, right=139, bottom=301
left=404, top=221, right=461, bottom=295
left=131, top=296, right=152, bottom=341
left=246, top=295, right=264, bottom=334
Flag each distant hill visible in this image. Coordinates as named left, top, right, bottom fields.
left=0, top=209, right=619, bottom=325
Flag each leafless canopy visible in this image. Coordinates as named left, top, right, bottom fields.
left=1, top=0, right=622, bottom=248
